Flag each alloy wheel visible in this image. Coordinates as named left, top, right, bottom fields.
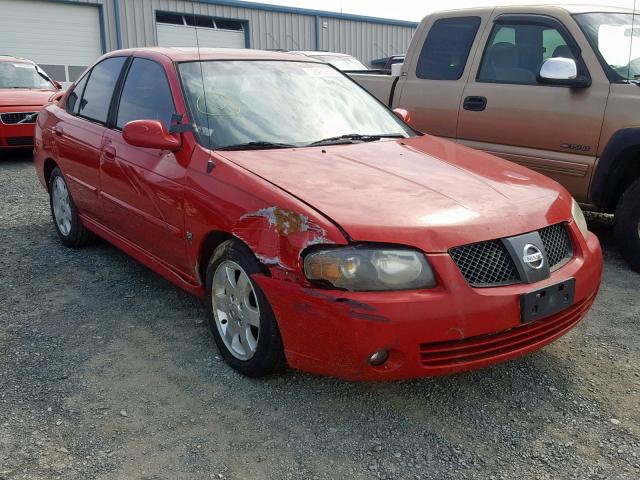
left=51, top=176, right=72, bottom=236
left=211, top=260, right=261, bottom=360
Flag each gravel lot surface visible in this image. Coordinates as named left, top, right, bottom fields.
left=1, top=153, right=639, bottom=480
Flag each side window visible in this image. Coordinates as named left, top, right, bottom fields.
left=78, top=57, right=127, bottom=124
left=416, top=17, right=481, bottom=80
left=66, top=73, right=89, bottom=115
left=116, top=58, right=176, bottom=130
left=543, top=29, right=572, bottom=61
left=478, top=22, right=573, bottom=84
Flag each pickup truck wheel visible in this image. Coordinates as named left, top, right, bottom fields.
left=49, top=167, right=97, bottom=247
left=614, top=177, right=640, bottom=272
left=206, top=239, right=286, bottom=377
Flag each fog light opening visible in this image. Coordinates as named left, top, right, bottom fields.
left=368, top=349, right=389, bottom=366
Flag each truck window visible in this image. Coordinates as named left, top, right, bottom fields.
left=416, top=17, right=481, bottom=80
left=478, top=22, right=574, bottom=85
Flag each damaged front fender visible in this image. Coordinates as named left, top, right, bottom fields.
left=232, top=206, right=341, bottom=279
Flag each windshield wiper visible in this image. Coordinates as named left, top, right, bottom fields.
left=309, top=133, right=405, bottom=147
left=216, top=141, right=297, bottom=151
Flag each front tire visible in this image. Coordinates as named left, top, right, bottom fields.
left=614, top=177, right=640, bottom=272
left=206, top=239, right=286, bottom=377
left=49, top=167, right=97, bottom=247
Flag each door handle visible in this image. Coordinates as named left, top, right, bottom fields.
left=52, top=126, right=64, bottom=136
left=103, top=146, right=116, bottom=160
left=463, top=96, right=487, bottom=112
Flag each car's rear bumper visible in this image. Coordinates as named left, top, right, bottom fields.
left=254, top=224, right=602, bottom=381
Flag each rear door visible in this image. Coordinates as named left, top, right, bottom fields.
left=457, top=11, right=610, bottom=202
left=394, top=14, right=489, bottom=139
left=54, top=57, right=127, bottom=219
left=100, top=57, right=190, bottom=273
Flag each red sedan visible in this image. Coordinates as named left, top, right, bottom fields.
left=0, top=56, right=61, bottom=150
left=34, top=48, right=602, bottom=380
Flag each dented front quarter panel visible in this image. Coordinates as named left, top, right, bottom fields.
left=184, top=146, right=347, bottom=283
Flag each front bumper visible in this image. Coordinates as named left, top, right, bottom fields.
left=254, top=224, right=602, bottom=381
left=0, top=109, right=37, bottom=149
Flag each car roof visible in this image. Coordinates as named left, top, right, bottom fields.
left=431, top=4, right=634, bottom=15
left=289, top=51, right=354, bottom=58
left=104, top=47, right=323, bottom=63
left=0, top=55, right=33, bottom=64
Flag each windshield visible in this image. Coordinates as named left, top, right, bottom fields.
left=575, top=13, right=640, bottom=81
left=309, top=55, right=368, bottom=71
left=0, top=62, right=53, bottom=89
left=178, top=60, right=412, bottom=150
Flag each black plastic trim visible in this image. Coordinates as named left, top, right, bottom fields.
left=590, top=128, right=640, bottom=211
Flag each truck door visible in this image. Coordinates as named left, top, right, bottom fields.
left=457, top=10, right=610, bottom=202
left=394, top=14, right=489, bottom=140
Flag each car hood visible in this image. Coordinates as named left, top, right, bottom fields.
left=0, top=89, right=55, bottom=107
left=221, top=135, right=572, bottom=252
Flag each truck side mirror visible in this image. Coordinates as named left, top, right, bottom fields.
left=538, top=58, right=590, bottom=88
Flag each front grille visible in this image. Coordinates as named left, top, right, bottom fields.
left=449, top=240, right=519, bottom=287
left=419, top=291, right=596, bottom=369
left=0, top=112, right=38, bottom=124
left=6, top=137, right=33, bottom=146
left=539, top=223, right=572, bottom=270
left=449, top=223, right=572, bottom=287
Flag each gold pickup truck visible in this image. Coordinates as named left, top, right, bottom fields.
left=350, top=5, right=640, bottom=272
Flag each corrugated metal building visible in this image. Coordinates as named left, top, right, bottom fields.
left=0, top=0, right=417, bottom=83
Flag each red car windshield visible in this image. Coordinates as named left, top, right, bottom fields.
left=178, top=60, right=413, bottom=150
left=0, top=62, right=53, bottom=89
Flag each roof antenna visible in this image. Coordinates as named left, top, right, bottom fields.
left=629, top=0, right=638, bottom=82
left=190, top=6, right=215, bottom=173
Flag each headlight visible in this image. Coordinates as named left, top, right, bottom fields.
left=572, top=198, right=589, bottom=240
left=303, top=246, right=437, bottom=291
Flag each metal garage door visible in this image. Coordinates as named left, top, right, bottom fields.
left=0, top=0, right=102, bottom=85
left=157, top=24, right=245, bottom=49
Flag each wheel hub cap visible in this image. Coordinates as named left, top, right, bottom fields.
left=52, top=176, right=72, bottom=236
left=212, top=260, right=261, bottom=360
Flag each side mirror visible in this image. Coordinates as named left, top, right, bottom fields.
left=393, top=108, right=412, bottom=126
left=538, top=57, right=590, bottom=88
left=53, top=80, right=63, bottom=90
left=122, top=120, right=181, bottom=151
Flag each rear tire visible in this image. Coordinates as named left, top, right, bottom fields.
left=614, top=177, right=640, bottom=272
left=206, top=239, right=286, bottom=377
left=48, top=167, right=97, bottom=247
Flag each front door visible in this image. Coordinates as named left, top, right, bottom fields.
left=99, top=57, right=190, bottom=273
left=457, top=11, right=610, bottom=202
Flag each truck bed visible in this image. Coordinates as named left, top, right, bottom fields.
left=348, top=72, right=396, bottom=106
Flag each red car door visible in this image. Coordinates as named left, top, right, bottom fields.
left=52, top=58, right=127, bottom=220
left=99, top=57, right=190, bottom=274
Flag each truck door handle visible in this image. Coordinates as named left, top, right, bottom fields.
left=463, top=96, right=487, bottom=112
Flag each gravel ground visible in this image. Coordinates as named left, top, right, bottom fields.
left=0, top=152, right=638, bottom=480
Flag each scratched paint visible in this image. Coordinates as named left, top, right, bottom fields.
left=234, top=207, right=334, bottom=274
left=240, top=207, right=326, bottom=236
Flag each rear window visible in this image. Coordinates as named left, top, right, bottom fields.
left=78, top=57, right=127, bottom=124
left=416, top=17, right=481, bottom=80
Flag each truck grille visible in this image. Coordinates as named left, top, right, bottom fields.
left=0, top=112, right=38, bottom=124
left=6, top=137, right=33, bottom=146
left=449, top=223, right=572, bottom=287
